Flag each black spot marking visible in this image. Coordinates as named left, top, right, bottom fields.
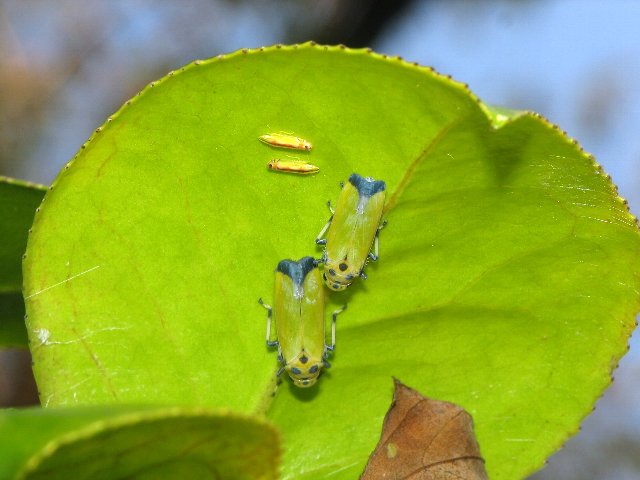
left=329, top=269, right=336, bottom=276
left=309, top=365, right=319, bottom=374
left=339, top=263, right=348, bottom=271
left=291, top=367, right=302, bottom=375
left=345, top=274, right=354, bottom=280
left=300, top=355, right=308, bottom=364
left=323, top=273, right=327, bottom=281
left=332, top=283, right=340, bottom=290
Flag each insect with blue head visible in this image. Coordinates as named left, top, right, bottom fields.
left=316, top=174, right=387, bottom=291
left=259, top=256, right=346, bottom=388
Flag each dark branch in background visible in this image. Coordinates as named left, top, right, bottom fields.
left=287, top=0, right=419, bottom=48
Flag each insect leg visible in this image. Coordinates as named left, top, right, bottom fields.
left=368, top=232, right=380, bottom=261
left=368, top=220, right=387, bottom=261
left=315, top=250, right=327, bottom=265
left=360, top=271, right=368, bottom=280
left=315, top=214, right=333, bottom=245
left=326, top=304, right=347, bottom=352
left=315, top=201, right=335, bottom=246
left=259, top=298, right=278, bottom=347
left=327, top=200, right=335, bottom=215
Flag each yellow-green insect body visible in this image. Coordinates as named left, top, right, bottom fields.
left=317, top=174, right=386, bottom=291
left=268, top=159, right=319, bottom=174
left=259, top=133, right=312, bottom=151
left=260, top=257, right=344, bottom=388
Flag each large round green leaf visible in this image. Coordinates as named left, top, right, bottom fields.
left=23, top=44, right=640, bottom=479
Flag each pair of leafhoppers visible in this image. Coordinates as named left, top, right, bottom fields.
left=259, top=132, right=319, bottom=174
left=259, top=172, right=387, bottom=387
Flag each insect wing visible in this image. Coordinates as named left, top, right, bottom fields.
left=326, top=181, right=361, bottom=267
left=298, top=264, right=325, bottom=361
left=274, top=269, right=304, bottom=365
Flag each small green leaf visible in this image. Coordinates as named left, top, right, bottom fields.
left=0, top=407, right=279, bottom=480
left=23, top=44, right=640, bottom=479
left=0, top=177, right=46, bottom=347
left=0, top=177, right=46, bottom=291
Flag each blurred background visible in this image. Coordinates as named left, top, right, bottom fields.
left=1, top=0, right=639, bottom=477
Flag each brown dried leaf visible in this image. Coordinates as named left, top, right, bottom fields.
left=361, top=378, right=488, bottom=480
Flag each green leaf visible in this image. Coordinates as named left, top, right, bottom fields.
left=0, top=177, right=46, bottom=347
left=22, top=44, right=640, bottom=479
left=0, top=293, right=29, bottom=347
left=0, top=407, right=279, bottom=480
left=0, top=177, right=46, bottom=291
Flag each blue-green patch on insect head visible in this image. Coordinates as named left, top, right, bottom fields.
left=349, top=173, right=386, bottom=198
left=276, top=256, right=316, bottom=298
left=349, top=173, right=386, bottom=214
